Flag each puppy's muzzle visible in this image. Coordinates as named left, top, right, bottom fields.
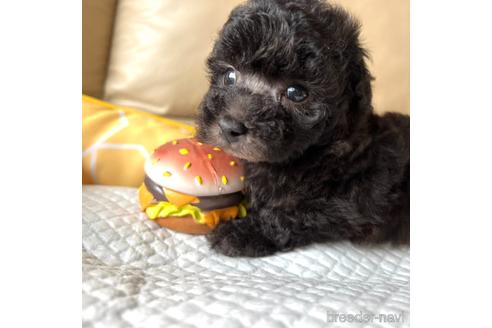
left=218, top=116, right=248, bottom=143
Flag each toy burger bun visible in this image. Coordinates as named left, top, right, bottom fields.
left=138, top=138, right=247, bottom=235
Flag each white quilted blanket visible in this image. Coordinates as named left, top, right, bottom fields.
left=82, top=186, right=409, bottom=328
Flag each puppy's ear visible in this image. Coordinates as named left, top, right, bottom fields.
left=348, top=49, right=373, bottom=116
left=314, top=3, right=374, bottom=118
left=333, top=12, right=373, bottom=118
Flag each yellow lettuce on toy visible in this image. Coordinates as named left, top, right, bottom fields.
left=145, top=202, right=206, bottom=223
left=144, top=201, right=248, bottom=228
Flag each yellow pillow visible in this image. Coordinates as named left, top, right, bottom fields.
left=82, top=95, right=195, bottom=187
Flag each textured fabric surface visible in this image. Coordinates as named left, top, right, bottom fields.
left=103, top=0, right=408, bottom=117
left=83, top=186, right=409, bottom=327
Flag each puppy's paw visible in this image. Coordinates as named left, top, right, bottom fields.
left=206, top=219, right=277, bottom=257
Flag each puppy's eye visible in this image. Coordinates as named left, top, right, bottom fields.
left=286, top=85, right=308, bottom=102
left=224, top=69, right=237, bottom=86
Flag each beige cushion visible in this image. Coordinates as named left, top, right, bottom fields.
left=104, top=0, right=244, bottom=117
left=104, top=0, right=409, bottom=117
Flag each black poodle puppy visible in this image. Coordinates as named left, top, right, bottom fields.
left=197, top=0, right=409, bottom=257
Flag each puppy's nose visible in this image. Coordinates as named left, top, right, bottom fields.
left=218, top=117, right=248, bottom=142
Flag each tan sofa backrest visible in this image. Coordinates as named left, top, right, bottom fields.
left=82, top=0, right=118, bottom=99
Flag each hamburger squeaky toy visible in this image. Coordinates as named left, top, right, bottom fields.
left=138, top=138, right=247, bottom=235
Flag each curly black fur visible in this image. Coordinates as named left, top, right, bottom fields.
left=196, top=0, right=409, bottom=257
